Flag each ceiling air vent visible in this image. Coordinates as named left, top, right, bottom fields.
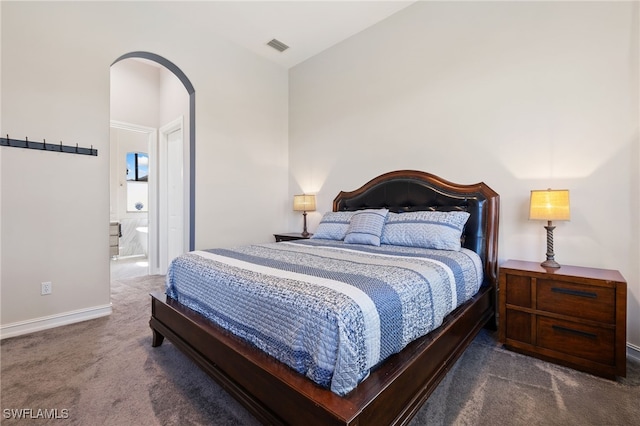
left=267, top=39, right=289, bottom=53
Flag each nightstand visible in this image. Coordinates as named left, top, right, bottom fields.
left=273, top=233, right=312, bottom=242
left=499, top=259, right=626, bottom=379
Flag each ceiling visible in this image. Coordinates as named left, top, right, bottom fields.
left=194, top=1, right=416, bottom=69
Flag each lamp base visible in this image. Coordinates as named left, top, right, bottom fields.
left=301, top=211, right=309, bottom=238
left=541, top=259, right=561, bottom=269
left=541, top=222, right=560, bottom=268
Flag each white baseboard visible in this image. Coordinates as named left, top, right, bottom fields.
left=628, top=343, right=640, bottom=362
left=0, top=304, right=112, bottom=340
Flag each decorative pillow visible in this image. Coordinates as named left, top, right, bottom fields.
left=344, top=209, right=389, bottom=246
left=311, top=211, right=355, bottom=240
left=381, top=210, right=470, bottom=250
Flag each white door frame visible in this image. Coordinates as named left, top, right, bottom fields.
left=110, top=120, right=158, bottom=273
left=158, top=116, right=187, bottom=274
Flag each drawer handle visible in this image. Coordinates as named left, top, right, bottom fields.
left=552, top=325, right=597, bottom=339
left=551, top=287, right=597, bottom=298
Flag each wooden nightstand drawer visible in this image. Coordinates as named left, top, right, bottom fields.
left=537, top=317, right=615, bottom=365
left=505, top=274, right=532, bottom=308
left=537, top=279, right=615, bottom=323
left=505, top=308, right=532, bottom=344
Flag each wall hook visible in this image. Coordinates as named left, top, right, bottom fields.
left=1, top=134, right=97, bottom=156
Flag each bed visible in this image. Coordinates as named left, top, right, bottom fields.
left=149, top=169, right=500, bottom=425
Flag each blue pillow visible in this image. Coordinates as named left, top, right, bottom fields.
left=344, top=209, right=389, bottom=246
left=311, top=211, right=355, bottom=240
left=381, top=211, right=470, bottom=250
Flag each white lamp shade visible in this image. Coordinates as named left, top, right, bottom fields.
left=529, top=189, right=570, bottom=221
left=293, top=194, right=316, bottom=212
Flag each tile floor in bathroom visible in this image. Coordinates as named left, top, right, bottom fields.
left=110, top=256, right=149, bottom=281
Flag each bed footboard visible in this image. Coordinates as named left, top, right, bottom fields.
left=149, top=285, right=493, bottom=426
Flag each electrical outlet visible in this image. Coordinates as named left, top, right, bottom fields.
left=41, top=281, right=52, bottom=295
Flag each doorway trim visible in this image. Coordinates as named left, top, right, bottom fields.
left=110, top=120, right=157, bottom=274
left=112, top=51, right=196, bottom=251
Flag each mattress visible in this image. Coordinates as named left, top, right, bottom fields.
left=165, top=239, right=483, bottom=396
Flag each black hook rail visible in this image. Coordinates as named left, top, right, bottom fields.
left=1, top=135, right=98, bottom=156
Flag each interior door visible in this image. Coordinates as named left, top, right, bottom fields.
left=158, top=117, right=185, bottom=274
left=166, top=128, right=184, bottom=264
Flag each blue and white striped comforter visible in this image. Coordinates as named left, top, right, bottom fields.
left=165, top=239, right=483, bottom=396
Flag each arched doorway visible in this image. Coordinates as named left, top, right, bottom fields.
left=111, top=52, right=195, bottom=275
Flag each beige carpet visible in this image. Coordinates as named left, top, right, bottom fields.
left=1, top=275, right=638, bottom=425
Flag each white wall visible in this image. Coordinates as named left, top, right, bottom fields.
left=0, top=2, right=288, bottom=335
left=110, top=59, right=161, bottom=128
left=289, top=2, right=640, bottom=348
left=159, top=65, right=190, bottom=132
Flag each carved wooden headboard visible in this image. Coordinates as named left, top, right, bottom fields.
left=333, top=170, right=500, bottom=287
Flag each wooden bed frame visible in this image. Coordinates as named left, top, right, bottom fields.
left=149, top=170, right=499, bottom=425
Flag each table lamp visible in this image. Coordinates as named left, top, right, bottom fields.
left=293, top=194, right=316, bottom=237
left=529, top=189, right=570, bottom=268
